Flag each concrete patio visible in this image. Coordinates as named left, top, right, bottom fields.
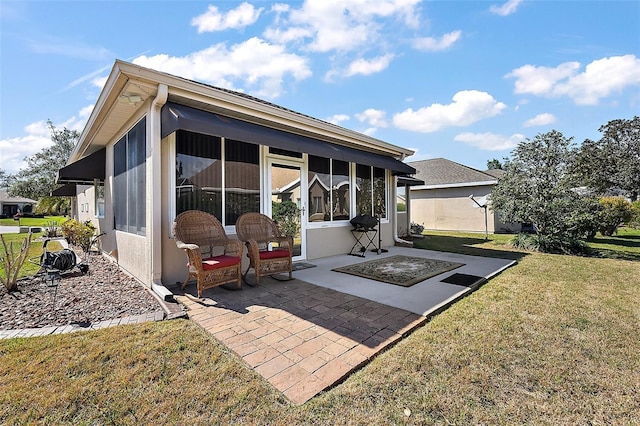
left=172, top=246, right=516, bottom=404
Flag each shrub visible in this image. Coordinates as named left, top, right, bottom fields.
left=0, top=233, right=33, bottom=292
left=61, top=219, right=97, bottom=252
left=510, top=233, right=590, bottom=255
left=45, top=221, right=60, bottom=238
left=598, top=197, right=633, bottom=236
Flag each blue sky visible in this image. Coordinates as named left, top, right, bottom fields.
left=1, top=0, right=638, bottom=175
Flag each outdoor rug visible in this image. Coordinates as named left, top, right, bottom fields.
left=332, top=255, right=465, bottom=287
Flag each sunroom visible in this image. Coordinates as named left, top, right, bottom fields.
left=58, top=60, right=417, bottom=295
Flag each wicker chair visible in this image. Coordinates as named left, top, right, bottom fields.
left=172, top=210, right=243, bottom=297
left=235, top=212, right=293, bottom=285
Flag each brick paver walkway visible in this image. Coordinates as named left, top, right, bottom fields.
left=174, top=277, right=425, bottom=405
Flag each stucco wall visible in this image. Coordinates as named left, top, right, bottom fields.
left=114, top=231, right=150, bottom=282
left=306, top=221, right=393, bottom=259
left=411, top=185, right=497, bottom=233
left=75, top=184, right=101, bottom=229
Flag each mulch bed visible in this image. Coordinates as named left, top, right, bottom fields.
left=1, top=250, right=165, bottom=330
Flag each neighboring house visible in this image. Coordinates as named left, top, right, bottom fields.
left=407, top=158, right=519, bottom=234
left=55, top=59, right=417, bottom=297
left=0, top=191, right=37, bottom=217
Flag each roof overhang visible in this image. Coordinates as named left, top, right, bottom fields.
left=397, top=176, right=425, bottom=186
left=57, top=148, right=105, bottom=184
left=51, top=183, right=78, bottom=197
left=69, top=60, right=416, bottom=167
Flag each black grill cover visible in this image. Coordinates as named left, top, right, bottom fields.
left=350, top=214, right=378, bottom=230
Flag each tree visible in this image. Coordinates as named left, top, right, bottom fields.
left=486, top=158, right=503, bottom=170
left=8, top=121, right=78, bottom=201
left=573, top=116, right=640, bottom=201
left=491, top=130, right=598, bottom=253
left=0, top=169, right=15, bottom=191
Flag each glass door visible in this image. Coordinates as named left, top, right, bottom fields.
left=267, top=159, right=306, bottom=261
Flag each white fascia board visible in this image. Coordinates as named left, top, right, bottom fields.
left=411, top=180, right=497, bottom=190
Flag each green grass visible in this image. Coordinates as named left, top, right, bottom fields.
left=0, top=233, right=64, bottom=279
left=415, top=228, right=640, bottom=261
left=587, top=227, right=640, bottom=261
left=0, top=216, right=66, bottom=227
left=1, top=231, right=638, bottom=424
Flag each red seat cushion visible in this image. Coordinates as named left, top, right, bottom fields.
left=198, top=255, right=240, bottom=270
left=259, top=249, right=290, bottom=260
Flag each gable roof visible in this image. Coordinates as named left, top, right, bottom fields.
left=483, top=168, right=506, bottom=179
left=407, top=158, right=498, bottom=189
left=0, top=191, right=37, bottom=204
left=70, top=60, right=415, bottom=175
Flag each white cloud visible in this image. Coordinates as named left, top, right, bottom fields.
left=392, top=90, right=506, bottom=132
left=325, top=114, right=350, bottom=125
left=355, top=109, right=388, bottom=128
left=264, top=0, right=421, bottom=53
left=490, top=0, right=523, bottom=16
left=344, top=54, right=394, bottom=77
left=524, top=113, right=556, bottom=127
left=412, top=30, right=462, bottom=52
left=191, top=2, right=263, bottom=33
left=454, top=132, right=524, bottom=151
left=133, top=37, right=311, bottom=98
left=506, top=55, right=640, bottom=105
left=92, top=76, right=108, bottom=90
left=506, top=62, right=581, bottom=96
left=404, top=150, right=433, bottom=162
left=0, top=108, right=91, bottom=174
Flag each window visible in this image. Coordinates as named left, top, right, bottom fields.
left=308, top=156, right=330, bottom=222
left=114, top=117, right=146, bottom=235
left=332, top=160, right=350, bottom=221
left=356, top=165, right=387, bottom=218
left=373, top=167, right=387, bottom=218
left=224, top=139, right=260, bottom=226
left=356, top=164, right=372, bottom=216
left=175, top=131, right=222, bottom=218
left=95, top=179, right=105, bottom=218
left=175, top=131, right=260, bottom=226
left=307, top=156, right=354, bottom=222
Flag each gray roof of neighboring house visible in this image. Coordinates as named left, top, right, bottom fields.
left=483, top=168, right=506, bottom=179
left=407, top=158, right=498, bottom=187
left=0, top=191, right=37, bottom=204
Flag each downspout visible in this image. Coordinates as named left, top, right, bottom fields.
left=149, top=84, right=172, bottom=300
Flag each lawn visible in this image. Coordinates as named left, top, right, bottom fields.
left=0, top=233, right=64, bottom=278
left=1, top=231, right=639, bottom=424
left=0, top=215, right=66, bottom=227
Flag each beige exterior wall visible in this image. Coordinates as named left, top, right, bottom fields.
left=305, top=221, right=393, bottom=259
left=411, top=185, right=499, bottom=233
left=75, top=184, right=102, bottom=229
